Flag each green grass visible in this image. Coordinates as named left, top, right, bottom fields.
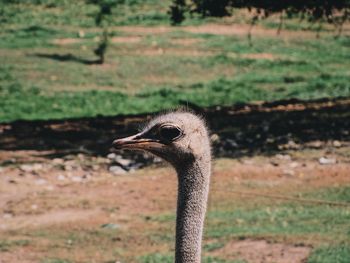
left=1, top=1, right=350, bottom=123
left=0, top=0, right=172, bottom=27
left=0, top=25, right=58, bottom=49
left=1, top=65, right=349, bottom=122
left=206, top=204, right=350, bottom=241
left=139, top=253, right=173, bottom=263
left=308, top=245, right=350, bottom=263
left=205, top=187, right=350, bottom=241
left=303, top=186, right=350, bottom=203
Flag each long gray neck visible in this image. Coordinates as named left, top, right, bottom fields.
left=175, top=157, right=211, bottom=263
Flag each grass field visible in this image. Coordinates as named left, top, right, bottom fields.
left=1, top=1, right=350, bottom=122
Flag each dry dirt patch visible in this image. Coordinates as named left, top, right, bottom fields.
left=123, top=48, right=215, bottom=57
left=117, top=26, right=171, bottom=35
left=1, top=209, right=101, bottom=231
left=184, top=24, right=319, bottom=39
left=116, top=24, right=330, bottom=39
left=51, top=38, right=82, bottom=45
left=111, top=36, right=142, bottom=43
left=52, top=36, right=142, bottom=46
left=212, top=239, right=311, bottom=263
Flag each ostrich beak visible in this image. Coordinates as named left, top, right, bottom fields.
left=112, top=133, right=160, bottom=150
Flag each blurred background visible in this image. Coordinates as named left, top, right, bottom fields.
left=0, top=1, right=349, bottom=262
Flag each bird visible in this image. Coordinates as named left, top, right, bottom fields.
left=113, top=111, right=211, bottom=263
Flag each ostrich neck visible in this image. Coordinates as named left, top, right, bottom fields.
left=175, top=157, right=211, bottom=263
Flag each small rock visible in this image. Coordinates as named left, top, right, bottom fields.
left=109, top=166, right=127, bottom=175
left=333, top=140, right=342, bottom=148
left=319, top=157, right=337, bottom=165
left=282, top=169, right=295, bottom=177
left=286, top=140, right=300, bottom=150
left=35, top=179, right=47, bottom=185
left=20, top=163, right=43, bottom=173
left=289, top=162, right=299, bottom=168
left=115, top=157, right=132, bottom=168
left=20, top=164, right=33, bottom=172
left=53, top=158, right=64, bottom=164
left=77, top=153, right=85, bottom=160
left=33, top=163, right=44, bottom=171
left=153, top=157, right=163, bottom=164
left=71, top=176, right=83, bottom=183
left=308, top=140, right=323, bottom=149
left=242, top=159, right=254, bottom=165
left=128, top=163, right=143, bottom=171
left=266, top=138, right=275, bottom=143
left=45, top=185, right=54, bottom=191
left=3, top=213, right=13, bottom=219
left=275, top=154, right=291, bottom=161
left=57, top=174, right=66, bottom=181
left=31, top=204, right=38, bottom=210
left=210, top=134, right=220, bottom=143
left=107, top=153, right=117, bottom=160
left=92, top=165, right=100, bottom=171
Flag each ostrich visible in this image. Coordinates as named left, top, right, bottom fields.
left=113, top=111, right=211, bottom=263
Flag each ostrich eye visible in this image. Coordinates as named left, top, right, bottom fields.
left=159, top=125, right=182, bottom=141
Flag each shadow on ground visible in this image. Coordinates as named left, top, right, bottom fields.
left=30, top=53, right=102, bottom=65
left=0, top=97, right=349, bottom=160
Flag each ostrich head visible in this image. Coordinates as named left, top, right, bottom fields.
left=113, top=111, right=211, bottom=168
left=113, top=111, right=212, bottom=263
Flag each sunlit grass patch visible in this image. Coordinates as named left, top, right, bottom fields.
left=308, top=244, right=350, bottom=263
left=302, top=186, right=350, bottom=203
left=1, top=70, right=349, bottom=122
left=206, top=204, right=350, bottom=242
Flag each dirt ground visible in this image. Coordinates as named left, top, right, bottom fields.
left=0, top=144, right=349, bottom=262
